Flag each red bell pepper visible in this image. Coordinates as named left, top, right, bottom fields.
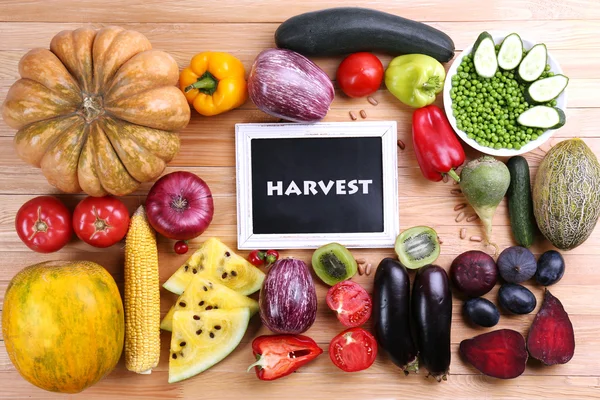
left=412, top=105, right=465, bottom=182
left=248, top=334, right=323, bottom=381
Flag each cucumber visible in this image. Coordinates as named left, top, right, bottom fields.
left=517, top=106, right=565, bottom=129
left=525, top=75, right=569, bottom=104
left=274, top=7, right=455, bottom=62
left=472, top=31, right=498, bottom=78
left=517, top=44, right=547, bottom=82
left=506, top=156, right=536, bottom=248
left=497, top=33, right=523, bottom=70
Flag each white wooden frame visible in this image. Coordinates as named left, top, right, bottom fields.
left=235, top=121, right=399, bottom=250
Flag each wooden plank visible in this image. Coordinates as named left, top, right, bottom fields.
left=2, top=0, right=600, bottom=23
left=1, top=371, right=599, bottom=400
left=1, top=21, right=600, bottom=53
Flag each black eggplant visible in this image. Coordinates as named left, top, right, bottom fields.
left=373, top=258, right=418, bottom=373
left=412, top=264, right=452, bottom=381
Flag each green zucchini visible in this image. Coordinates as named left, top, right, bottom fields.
left=472, top=31, right=498, bottom=78
left=497, top=33, right=523, bottom=70
left=517, top=106, right=565, bottom=129
left=274, top=7, right=455, bottom=62
left=525, top=74, right=569, bottom=104
left=517, top=44, right=547, bottom=82
left=506, top=156, right=535, bottom=248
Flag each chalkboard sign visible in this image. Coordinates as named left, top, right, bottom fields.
left=236, top=122, right=398, bottom=249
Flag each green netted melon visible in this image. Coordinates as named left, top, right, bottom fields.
left=533, top=139, right=600, bottom=250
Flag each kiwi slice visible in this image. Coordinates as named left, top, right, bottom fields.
left=395, top=226, right=440, bottom=269
left=311, top=243, right=358, bottom=286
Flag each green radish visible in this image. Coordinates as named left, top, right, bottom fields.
left=459, top=156, right=511, bottom=254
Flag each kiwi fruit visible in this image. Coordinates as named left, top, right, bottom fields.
left=311, top=243, right=357, bottom=286
left=395, top=226, right=440, bottom=269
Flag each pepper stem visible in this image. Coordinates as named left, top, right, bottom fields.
left=446, top=168, right=460, bottom=182
left=422, top=75, right=442, bottom=94
left=247, top=354, right=265, bottom=372
left=184, top=71, right=218, bottom=95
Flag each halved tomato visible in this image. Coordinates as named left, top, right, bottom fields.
left=329, top=327, right=377, bottom=372
left=326, top=280, right=372, bottom=327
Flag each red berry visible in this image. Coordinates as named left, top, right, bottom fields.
left=174, top=240, right=189, bottom=255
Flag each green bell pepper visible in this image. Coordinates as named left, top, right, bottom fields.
left=385, top=54, right=446, bottom=108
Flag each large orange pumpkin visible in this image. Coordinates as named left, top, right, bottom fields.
left=1, top=26, right=190, bottom=196
left=2, top=261, right=124, bottom=393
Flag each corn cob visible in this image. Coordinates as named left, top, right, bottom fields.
left=124, top=205, right=160, bottom=374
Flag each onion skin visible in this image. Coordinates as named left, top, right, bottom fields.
left=145, top=171, right=214, bottom=240
left=248, top=48, right=334, bottom=122
left=259, top=258, right=317, bottom=334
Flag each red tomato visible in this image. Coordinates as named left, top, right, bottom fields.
left=326, top=281, right=372, bottom=327
left=174, top=240, right=189, bottom=255
left=329, top=327, right=377, bottom=372
left=15, top=196, right=72, bottom=253
left=336, top=52, right=384, bottom=98
left=73, top=196, right=130, bottom=248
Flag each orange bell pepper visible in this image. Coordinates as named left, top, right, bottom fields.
left=179, top=52, right=247, bottom=116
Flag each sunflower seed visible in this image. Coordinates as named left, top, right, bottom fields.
left=455, top=211, right=466, bottom=222
left=367, top=96, right=378, bottom=106
left=470, top=235, right=483, bottom=242
left=454, top=203, right=467, bottom=211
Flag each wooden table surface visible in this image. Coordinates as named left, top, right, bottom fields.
left=1, top=1, right=600, bottom=399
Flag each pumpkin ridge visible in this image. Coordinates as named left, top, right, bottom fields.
left=100, top=116, right=166, bottom=182
left=89, top=121, right=140, bottom=196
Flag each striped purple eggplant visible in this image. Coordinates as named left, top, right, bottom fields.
left=248, top=48, right=334, bottom=122
left=259, top=258, right=317, bottom=334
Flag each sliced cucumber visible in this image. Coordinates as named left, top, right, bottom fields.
left=497, top=33, right=523, bottom=70
left=525, top=74, right=569, bottom=104
left=517, top=106, right=565, bottom=129
left=472, top=31, right=498, bottom=78
left=517, top=44, right=547, bottom=82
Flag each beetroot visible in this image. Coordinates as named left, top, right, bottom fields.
left=450, top=250, right=498, bottom=297
left=527, top=289, right=575, bottom=365
left=460, top=329, right=527, bottom=379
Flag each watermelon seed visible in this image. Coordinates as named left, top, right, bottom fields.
left=225, top=252, right=231, bottom=257
left=199, top=301, right=205, bottom=306
left=203, top=286, right=208, bottom=291
left=179, top=302, right=186, bottom=307
left=215, top=325, right=221, bottom=330
left=172, top=353, right=177, bottom=359
left=184, top=265, right=189, bottom=271
left=210, top=332, right=215, bottom=338
left=205, top=306, right=213, bottom=310
left=231, top=271, right=237, bottom=277
left=214, top=306, right=218, bottom=309
left=193, top=315, right=200, bottom=320
left=222, top=272, right=228, bottom=279
left=196, top=329, right=203, bottom=335
left=180, top=342, right=186, bottom=347
left=192, top=268, right=198, bottom=274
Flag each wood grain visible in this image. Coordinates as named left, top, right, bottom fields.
left=1, top=1, right=599, bottom=399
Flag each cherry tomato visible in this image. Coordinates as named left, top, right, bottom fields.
left=326, top=281, right=372, bottom=327
left=248, top=250, right=264, bottom=266
left=329, top=327, right=377, bottom=372
left=336, top=52, right=384, bottom=98
left=73, top=196, right=130, bottom=248
left=15, top=196, right=72, bottom=253
left=174, top=240, right=189, bottom=255
left=265, top=249, right=279, bottom=266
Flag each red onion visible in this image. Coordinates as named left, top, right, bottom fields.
left=145, top=171, right=214, bottom=240
left=248, top=48, right=334, bottom=122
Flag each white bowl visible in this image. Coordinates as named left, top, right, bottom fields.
left=443, top=32, right=567, bottom=156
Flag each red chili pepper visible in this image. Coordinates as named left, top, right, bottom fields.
left=248, top=334, right=323, bottom=381
left=248, top=250, right=264, bottom=266
left=265, top=250, right=279, bottom=266
left=412, top=105, right=466, bottom=182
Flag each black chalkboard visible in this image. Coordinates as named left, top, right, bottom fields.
left=250, top=137, right=384, bottom=234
